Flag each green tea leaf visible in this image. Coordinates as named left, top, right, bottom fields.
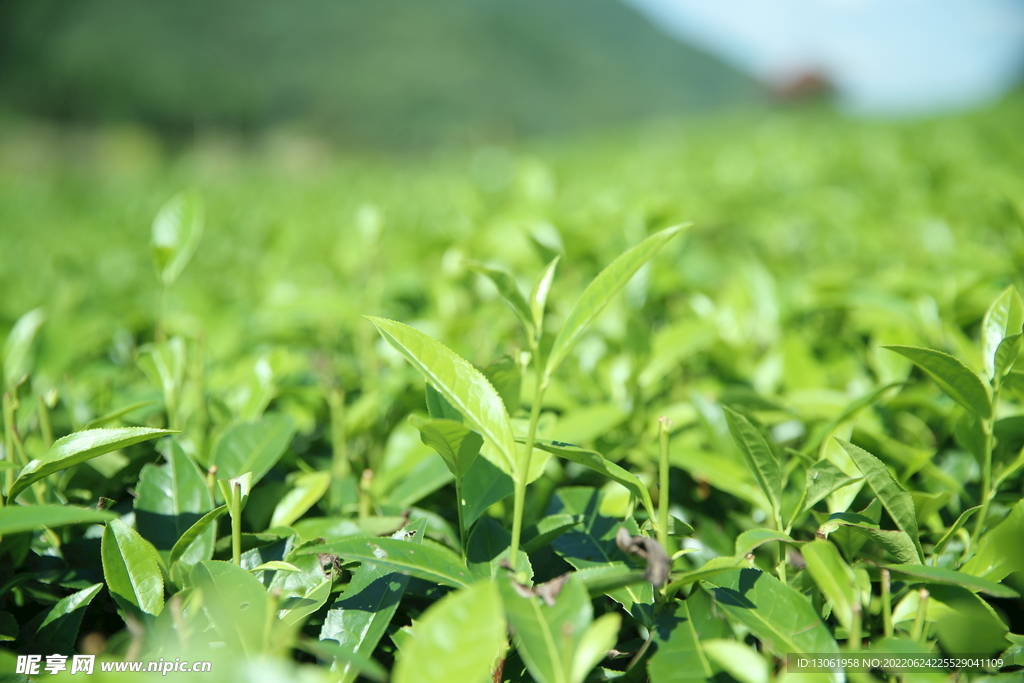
left=522, top=513, right=583, bottom=554
left=647, top=600, right=713, bottom=683
left=85, top=400, right=156, bottom=429
left=190, top=560, right=268, bottom=655
left=961, top=499, right=1024, bottom=582
left=151, top=190, right=204, bottom=287
left=3, top=307, right=45, bottom=389
left=544, top=224, right=688, bottom=380
left=461, top=455, right=514, bottom=528
left=101, top=519, right=165, bottom=616
left=135, top=438, right=213, bottom=551
left=301, top=535, right=473, bottom=588
left=10, top=427, right=174, bottom=500
left=168, top=505, right=227, bottom=583
left=701, top=640, right=769, bottom=683
left=724, top=408, right=782, bottom=518
left=367, top=316, right=519, bottom=475
left=882, top=345, right=991, bottom=419
left=527, top=439, right=655, bottom=521
left=394, top=580, right=506, bottom=683
left=571, top=613, right=620, bottom=683
left=819, top=512, right=921, bottom=565
left=733, top=529, right=795, bottom=558
left=211, top=413, right=295, bottom=485
left=701, top=568, right=839, bottom=657
left=320, top=519, right=427, bottom=683
left=32, top=583, right=103, bottom=653
left=466, top=516, right=532, bottom=581
left=482, top=355, right=521, bottom=415
left=410, top=414, right=483, bottom=478
left=801, top=540, right=859, bottom=632
left=468, top=261, right=535, bottom=338
left=299, top=639, right=388, bottom=683
left=499, top=574, right=595, bottom=683
left=270, top=471, right=331, bottom=528
left=801, top=460, right=859, bottom=515
left=531, top=255, right=560, bottom=334
left=931, top=505, right=980, bottom=556
left=0, top=505, right=114, bottom=536
left=836, top=439, right=923, bottom=562
left=994, top=333, right=1023, bottom=382
left=982, top=285, right=1024, bottom=379
left=885, top=563, right=1018, bottom=598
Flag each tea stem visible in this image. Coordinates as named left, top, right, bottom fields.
left=231, top=481, right=242, bottom=566
left=657, top=417, right=672, bottom=550
left=510, top=374, right=545, bottom=570
left=881, top=568, right=893, bottom=638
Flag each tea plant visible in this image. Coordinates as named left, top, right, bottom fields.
left=1, top=100, right=1023, bottom=682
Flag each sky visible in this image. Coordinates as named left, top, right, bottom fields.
left=624, top=0, right=1024, bottom=114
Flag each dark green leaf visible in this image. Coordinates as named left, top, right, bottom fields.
left=724, top=408, right=782, bottom=518
left=466, top=516, right=532, bottom=580
left=647, top=600, right=713, bottom=683
left=836, top=439, right=923, bottom=562
left=31, top=583, right=103, bottom=653
left=461, top=455, right=514, bottom=528
left=522, top=513, right=583, bottom=554
left=882, top=345, right=991, bottom=419
left=10, top=427, right=174, bottom=500
left=0, top=505, right=114, bottom=535
left=101, top=519, right=165, bottom=616
left=135, top=438, right=213, bottom=552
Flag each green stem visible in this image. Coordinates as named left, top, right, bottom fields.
left=911, top=588, right=929, bottom=642
left=509, top=373, right=545, bottom=572
left=2, top=392, right=14, bottom=505
left=231, top=481, right=242, bottom=567
left=881, top=569, right=893, bottom=639
left=456, top=477, right=469, bottom=555
left=849, top=599, right=862, bottom=651
left=972, top=413, right=995, bottom=545
left=657, top=417, right=672, bottom=550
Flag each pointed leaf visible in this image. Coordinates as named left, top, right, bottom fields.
left=135, top=438, right=213, bottom=551
left=211, top=413, right=295, bottom=484
left=461, top=455, right=514, bottom=528
left=468, top=261, right=535, bottom=338
left=394, top=580, right=506, bottom=683
left=467, top=517, right=532, bottom=581
left=168, top=505, right=227, bottom=582
left=0, top=505, right=113, bottom=536
left=995, top=334, right=1023, bottom=382
left=982, top=285, right=1024, bottom=379
left=190, top=560, right=267, bottom=655
left=883, top=345, right=991, bottom=419
left=151, top=190, right=204, bottom=287
left=32, top=583, right=104, bottom=653
left=320, top=519, right=427, bottom=683
left=10, top=427, right=174, bottom=500
left=522, top=513, right=583, bottom=554
left=367, top=316, right=519, bottom=474
left=570, top=613, right=620, bottom=683
left=299, top=639, right=388, bottom=683
left=545, top=224, right=688, bottom=380
left=647, top=600, right=714, bottom=683
left=885, top=564, right=1018, bottom=598
left=734, top=529, right=795, bottom=558
left=531, top=255, right=560, bottom=334
left=818, top=512, right=921, bottom=564
left=801, top=460, right=859, bottom=515
left=931, top=505, right=980, bottom=556
left=723, top=408, right=782, bottom=517
left=482, top=355, right=521, bottom=415
left=300, top=535, right=473, bottom=588
left=410, top=414, right=482, bottom=478
left=527, top=439, right=655, bottom=521
left=3, top=307, right=45, bottom=389
left=961, top=499, right=1024, bottom=582
left=836, top=439, right=923, bottom=561
left=701, top=568, right=839, bottom=657
left=270, top=471, right=331, bottom=528
left=101, top=519, right=165, bottom=616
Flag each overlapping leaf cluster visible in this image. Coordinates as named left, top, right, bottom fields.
left=1, top=98, right=1024, bottom=681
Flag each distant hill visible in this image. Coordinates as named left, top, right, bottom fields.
left=0, top=0, right=762, bottom=146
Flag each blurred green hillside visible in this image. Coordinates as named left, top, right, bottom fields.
left=0, top=0, right=761, bottom=147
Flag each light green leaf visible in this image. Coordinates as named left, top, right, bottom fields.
left=482, top=355, right=521, bottom=415
left=982, top=285, right=1024, bottom=379
left=270, top=471, right=331, bottom=528
left=995, top=333, right=1023, bottom=382
left=32, top=583, right=104, bottom=653
left=647, top=600, right=714, bottom=683
left=211, top=413, right=295, bottom=484
left=394, top=580, right=506, bottom=683
left=151, top=190, right=204, bottom=287
left=299, top=639, right=388, bottom=683
left=723, top=408, right=782, bottom=518
left=499, top=574, right=595, bottom=683
left=801, top=540, right=859, bottom=632
left=544, top=224, right=688, bottom=380
left=217, top=471, right=253, bottom=511
left=3, top=307, right=45, bottom=389
left=527, top=439, right=655, bottom=521
left=410, top=414, right=483, bottom=478
left=570, top=613, right=620, bottom=683
left=734, top=529, right=795, bottom=558
left=190, top=560, right=267, bottom=655
left=818, top=511, right=921, bottom=564
left=10, top=427, right=174, bottom=500
left=701, top=640, right=769, bottom=683
left=135, top=438, right=213, bottom=552
left=836, top=439, right=923, bottom=562
left=101, top=518, right=165, bottom=616
left=320, top=519, right=427, bottom=683
left=301, top=535, right=473, bottom=589
left=85, top=400, right=156, bottom=429
left=701, top=568, right=839, bottom=657
left=168, top=505, right=227, bottom=583
left=885, top=563, right=1018, bottom=598
left=882, top=345, right=991, bottom=419
left=251, top=561, right=301, bottom=574
left=367, top=316, right=519, bottom=475
left=0, top=505, right=114, bottom=536
left=531, top=255, right=560, bottom=335
left=961, top=498, right=1024, bottom=582
left=468, top=261, right=535, bottom=338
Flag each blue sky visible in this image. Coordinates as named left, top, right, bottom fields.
left=624, top=0, right=1024, bottom=114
